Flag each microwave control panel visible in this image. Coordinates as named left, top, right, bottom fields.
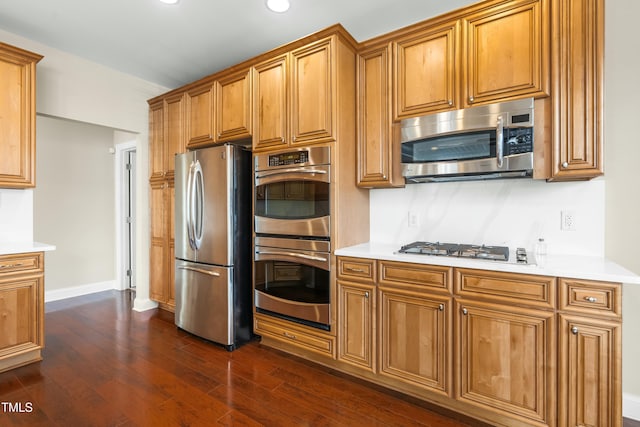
left=268, top=150, right=309, bottom=167
left=504, top=127, right=533, bottom=155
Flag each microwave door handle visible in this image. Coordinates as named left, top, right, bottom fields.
left=255, top=168, right=328, bottom=179
left=496, top=116, right=504, bottom=168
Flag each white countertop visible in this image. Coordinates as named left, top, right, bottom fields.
left=0, top=242, right=56, bottom=256
left=335, top=242, right=640, bottom=285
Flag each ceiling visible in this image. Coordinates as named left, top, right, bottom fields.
left=0, top=0, right=477, bottom=89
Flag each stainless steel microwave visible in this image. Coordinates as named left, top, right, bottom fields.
left=400, top=98, right=535, bottom=183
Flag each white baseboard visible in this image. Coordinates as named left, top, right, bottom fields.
left=133, top=297, right=158, bottom=312
left=625, top=393, right=640, bottom=421
left=44, top=280, right=117, bottom=303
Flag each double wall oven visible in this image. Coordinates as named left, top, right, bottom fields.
left=253, top=146, right=332, bottom=330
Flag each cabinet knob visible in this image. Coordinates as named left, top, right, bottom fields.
left=283, top=332, right=297, bottom=340
left=468, top=96, right=474, bottom=103
left=448, top=100, right=453, bottom=106
left=585, top=296, right=597, bottom=303
left=281, top=137, right=285, bottom=143
left=438, top=304, right=444, bottom=311
left=562, top=162, right=569, bottom=168
left=571, top=326, right=579, bottom=335
left=462, top=308, right=468, bottom=315
left=292, top=135, right=297, bottom=142
left=365, top=291, right=369, bottom=298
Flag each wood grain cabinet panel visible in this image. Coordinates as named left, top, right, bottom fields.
left=0, top=43, right=42, bottom=189
left=379, top=261, right=452, bottom=293
left=550, top=0, right=604, bottom=180
left=455, top=299, right=556, bottom=426
left=253, top=55, right=289, bottom=151
left=0, top=252, right=45, bottom=373
left=254, top=313, right=335, bottom=358
left=337, top=280, right=376, bottom=373
left=357, top=45, right=404, bottom=188
left=379, top=287, right=452, bottom=397
left=337, top=257, right=376, bottom=283
left=149, top=100, right=165, bottom=180
left=394, top=20, right=459, bottom=118
left=164, top=93, right=185, bottom=177
left=558, top=278, right=621, bottom=319
left=216, top=69, right=252, bottom=141
left=186, top=82, right=215, bottom=148
left=462, top=0, right=550, bottom=107
left=558, top=314, right=621, bottom=427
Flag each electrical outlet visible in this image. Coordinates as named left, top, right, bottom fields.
left=408, top=211, right=419, bottom=228
left=561, top=210, right=576, bottom=231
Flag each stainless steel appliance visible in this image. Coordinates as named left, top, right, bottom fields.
left=253, top=146, right=332, bottom=330
left=254, top=146, right=330, bottom=238
left=174, top=143, right=252, bottom=350
left=401, top=98, right=535, bottom=183
left=398, top=241, right=531, bottom=265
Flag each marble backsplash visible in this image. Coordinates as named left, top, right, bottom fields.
left=369, top=177, right=605, bottom=256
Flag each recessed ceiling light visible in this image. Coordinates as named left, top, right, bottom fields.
left=159, top=0, right=179, bottom=4
left=266, top=0, right=290, bottom=13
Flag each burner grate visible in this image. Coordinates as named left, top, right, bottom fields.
left=398, top=241, right=510, bottom=262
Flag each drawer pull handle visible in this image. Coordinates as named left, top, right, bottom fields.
left=0, top=263, right=23, bottom=269
left=438, top=304, right=444, bottom=311
left=584, top=296, right=597, bottom=303
left=283, top=332, right=297, bottom=340
left=462, top=308, right=468, bottom=315
left=346, top=267, right=365, bottom=273
left=571, top=326, right=579, bottom=335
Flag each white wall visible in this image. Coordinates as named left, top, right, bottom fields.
left=0, top=29, right=168, bottom=310
left=34, top=116, right=116, bottom=296
left=604, top=0, right=640, bottom=416
left=0, top=189, right=33, bottom=242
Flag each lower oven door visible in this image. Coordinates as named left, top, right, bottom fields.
left=254, top=237, right=330, bottom=330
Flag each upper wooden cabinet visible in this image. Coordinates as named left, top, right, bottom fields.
left=392, top=0, right=549, bottom=121
left=549, top=0, right=604, bottom=180
left=253, top=36, right=342, bottom=152
left=357, top=44, right=404, bottom=188
left=149, top=94, right=185, bottom=180
left=461, top=0, right=550, bottom=108
left=394, top=20, right=460, bottom=118
left=185, top=69, right=252, bottom=149
left=0, top=43, right=42, bottom=189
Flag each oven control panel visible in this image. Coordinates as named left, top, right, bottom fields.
left=268, top=150, right=309, bottom=167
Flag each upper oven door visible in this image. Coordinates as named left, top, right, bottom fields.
left=255, top=164, right=330, bottom=237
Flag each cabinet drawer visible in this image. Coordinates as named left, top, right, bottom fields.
left=455, top=268, right=556, bottom=309
left=379, top=261, right=451, bottom=293
left=559, top=278, right=621, bottom=319
left=254, top=314, right=335, bottom=358
left=337, top=257, right=376, bottom=284
left=0, top=252, right=43, bottom=276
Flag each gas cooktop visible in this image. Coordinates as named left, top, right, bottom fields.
left=398, top=241, right=530, bottom=264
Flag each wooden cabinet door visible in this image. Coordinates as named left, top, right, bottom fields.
left=0, top=43, right=41, bottom=189
left=149, top=180, right=168, bottom=304
left=216, top=69, right=252, bottom=142
left=394, top=21, right=459, bottom=119
left=164, top=93, right=184, bottom=177
left=186, top=82, right=215, bottom=148
left=167, top=181, right=176, bottom=307
left=462, top=0, right=549, bottom=107
left=0, top=275, right=43, bottom=359
left=253, top=55, right=288, bottom=151
left=357, top=45, right=403, bottom=188
left=455, top=300, right=555, bottom=426
left=337, top=280, right=375, bottom=372
left=149, top=100, right=165, bottom=180
left=558, top=314, right=621, bottom=427
left=550, top=0, right=603, bottom=180
left=379, top=287, right=451, bottom=397
left=290, top=37, right=334, bottom=146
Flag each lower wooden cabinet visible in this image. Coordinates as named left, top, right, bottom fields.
left=379, top=287, right=451, bottom=397
left=149, top=178, right=175, bottom=310
left=0, top=252, right=44, bottom=373
left=333, top=256, right=623, bottom=427
left=455, top=299, right=556, bottom=426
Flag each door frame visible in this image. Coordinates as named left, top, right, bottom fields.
left=115, top=140, right=137, bottom=291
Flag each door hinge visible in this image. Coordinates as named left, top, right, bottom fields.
left=126, top=163, right=132, bottom=170
left=126, top=269, right=132, bottom=277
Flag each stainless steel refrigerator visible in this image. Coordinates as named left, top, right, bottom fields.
left=174, top=143, right=252, bottom=350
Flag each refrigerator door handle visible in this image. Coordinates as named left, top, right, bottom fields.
left=192, top=160, right=204, bottom=250
left=177, top=265, right=221, bottom=277
left=186, top=161, right=196, bottom=249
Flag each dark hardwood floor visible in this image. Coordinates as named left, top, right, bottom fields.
left=1, top=290, right=637, bottom=426
left=0, top=290, right=481, bottom=426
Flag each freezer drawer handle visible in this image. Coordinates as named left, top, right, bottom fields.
left=178, top=265, right=221, bottom=277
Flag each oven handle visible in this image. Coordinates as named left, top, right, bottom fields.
left=496, top=115, right=504, bottom=168
left=255, top=168, right=330, bottom=186
left=255, top=250, right=328, bottom=263
left=256, top=168, right=327, bottom=179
